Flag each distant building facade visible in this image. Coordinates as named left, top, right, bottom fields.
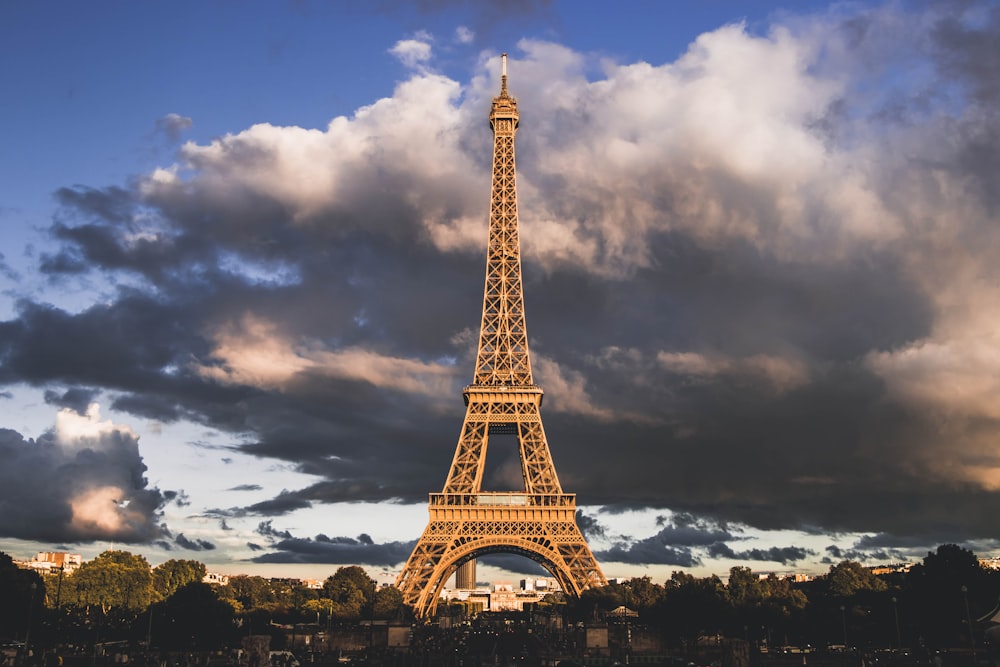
left=18, top=552, right=83, bottom=574
left=203, top=571, right=231, bottom=585
left=441, top=578, right=559, bottom=612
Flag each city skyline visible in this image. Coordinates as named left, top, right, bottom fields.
left=2, top=0, right=1000, bottom=586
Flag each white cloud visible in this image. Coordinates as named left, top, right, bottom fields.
left=56, top=402, right=137, bottom=444
left=389, top=34, right=433, bottom=70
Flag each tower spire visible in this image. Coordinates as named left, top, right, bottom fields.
left=476, top=52, right=527, bottom=387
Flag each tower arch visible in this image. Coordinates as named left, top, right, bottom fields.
left=415, top=539, right=582, bottom=616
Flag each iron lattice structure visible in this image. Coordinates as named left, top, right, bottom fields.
left=396, top=55, right=607, bottom=617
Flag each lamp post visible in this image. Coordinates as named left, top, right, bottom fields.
left=891, top=597, right=902, bottom=650
left=145, top=607, right=154, bottom=662
left=961, top=585, right=976, bottom=663
left=624, top=583, right=631, bottom=667
left=369, top=578, right=376, bottom=657
left=840, top=605, right=847, bottom=648
left=24, top=582, right=38, bottom=664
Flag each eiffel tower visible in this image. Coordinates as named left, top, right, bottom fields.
left=395, top=54, right=607, bottom=617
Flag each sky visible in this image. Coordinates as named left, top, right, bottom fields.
left=2, top=0, right=1000, bottom=588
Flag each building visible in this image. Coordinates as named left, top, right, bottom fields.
left=440, top=578, right=559, bottom=612
left=19, top=552, right=83, bottom=574
left=203, top=572, right=230, bottom=585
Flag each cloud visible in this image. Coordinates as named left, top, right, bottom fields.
left=0, top=404, right=167, bottom=542
left=193, top=314, right=459, bottom=401
left=251, top=527, right=416, bottom=566
left=2, top=2, right=1000, bottom=561
left=657, top=351, right=810, bottom=394
left=43, top=387, right=102, bottom=415
left=707, top=543, right=814, bottom=565
left=174, top=533, right=216, bottom=551
left=390, top=34, right=433, bottom=70
left=576, top=511, right=606, bottom=541
left=596, top=514, right=737, bottom=566
left=153, top=114, right=193, bottom=143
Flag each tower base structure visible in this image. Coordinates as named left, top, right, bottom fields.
left=397, top=492, right=605, bottom=617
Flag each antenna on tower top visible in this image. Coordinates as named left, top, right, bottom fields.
left=500, top=52, right=509, bottom=96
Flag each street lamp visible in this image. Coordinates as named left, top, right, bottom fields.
left=840, top=605, right=847, bottom=648
left=891, top=597, right=902, bottom=650
left=24, top=582, right=38, bottom=662
left=961, top=585, right=976, bottom=662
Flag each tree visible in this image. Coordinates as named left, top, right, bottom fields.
left=906, top=544, right=989, bottom=647
left=728, top=566, right=765, bottom=607
left=568, top=582, right=625, bottom=621
left=322, top=566, right=374, bottom=620
left=827, top=560, right=886, bottom=598
left=624, top=576, right=663, bottom=611
left=374, top=585, right=403, bottom=619
left=656, top=572, right=728, bottom=645
left=220, top=575, right=278, bottom=613
left=152, top=582, right=236, bottom=650
left=0, top=551, right=44, bottom=641
left=67, top=550, right=153, bottom=613
left=152, top=559, right=207, bottom=601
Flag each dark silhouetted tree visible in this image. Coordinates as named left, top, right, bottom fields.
left=0, top=552, right=44, bottom=641
left=152, top=582, right=236, bottom=650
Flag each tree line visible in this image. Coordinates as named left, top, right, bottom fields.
left=2, top=544, right=998, bottom=653
left=0, top=550, right=403, bottom=651
left=560, top=544, right=1000, bottom=652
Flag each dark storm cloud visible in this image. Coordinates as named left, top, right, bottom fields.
left=930, top=3, right=1000, bottom=107
left=576, top=511, right=606, bottom=541
left=228, top=484, right=263, bottom=492
left=43, top=387, right=101, bottom=415
left=0, top=422, right=166, bottom=542
left=708, top=543, right=813, bottom=566
left=822, top=544, right=900, bottom=564
left=250, top=521, right=414, bottom=565
left=596, top=515, right=739, bottom=566
left=251, top=532, right=417, bottom=566
left=174, top=533, right=216, bottom=551
left=243, top=492, right=314, bottom=516
left=2, top=1, right=1000, bottom=565
left=597, top=541, right=699, bottom=568
left=255, top=521, right=293, bottom=540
